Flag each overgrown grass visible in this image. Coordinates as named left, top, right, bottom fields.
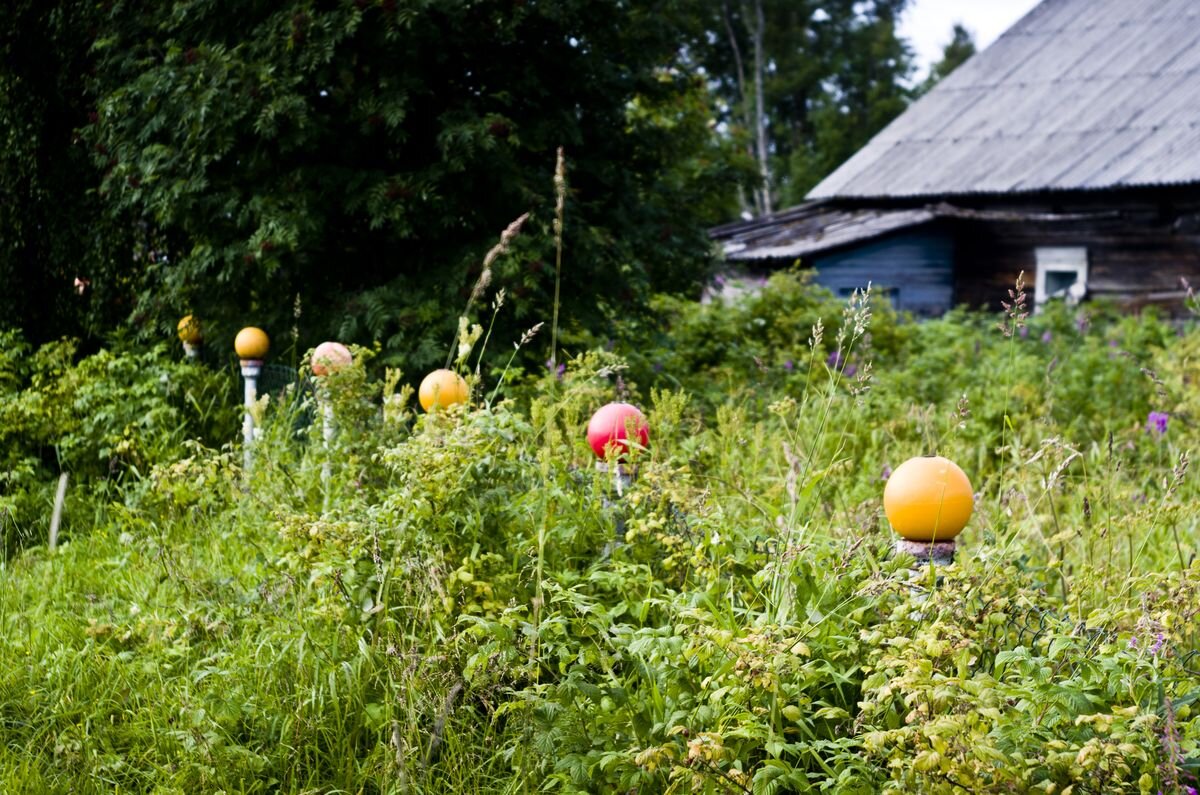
left=0, top=281, right=1197, bottom=793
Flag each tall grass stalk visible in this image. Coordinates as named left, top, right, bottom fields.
left=995, top=271, right=1028, bottom=509
left=549, top=147, right=566, bottom=369
left=486, top=322, right=544, bottom=408
left=473, top=289, right=506, bottom=378
left=769, top=284, right=872, bottom=624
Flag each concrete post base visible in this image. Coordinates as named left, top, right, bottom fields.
left=894, top=538, right=956, bottom=566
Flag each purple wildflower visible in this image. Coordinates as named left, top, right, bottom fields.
left=827, top=350, right=843, bottom=369
left=1146, top=411, right=1169, bottom=435
left=1128, top=636, right=1138, bottom=649
left=1151, top=633, right=1166, bottom=656
left=1019, top=325, right=1030, bottom=339
left=844, top=364, right=857, bottom=377
left=545, top=359, right=565, bottom=380
left=1075, top=312, right=1090, bottom=333
left=1041, top=330, right=1053, bottom=343
left=783, top=359, right=794, bottom=372
left=880, top=465, right=892, bottom=481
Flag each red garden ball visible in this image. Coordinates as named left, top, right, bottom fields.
left=587, top=402, right=649, bottom=459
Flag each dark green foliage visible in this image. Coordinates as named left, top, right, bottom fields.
left=1, top=1, right=921, bottom=358
left=0, top=2, right=136, bottom=344
left=70, top=0, right=747, bottom=366
left=0, top=0, right=929, bottom=371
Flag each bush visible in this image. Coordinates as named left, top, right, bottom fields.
left=0, top=333, right=235, bottom=546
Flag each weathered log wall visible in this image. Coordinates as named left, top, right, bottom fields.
left=950, top=189, right=1200, bottom=314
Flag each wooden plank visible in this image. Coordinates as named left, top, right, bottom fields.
left=812, top=230, right=955, bottom=316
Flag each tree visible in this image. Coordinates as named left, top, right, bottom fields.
left=702, top=0, right=915, bottom=211
left=0, top=1, right=137, bottom=346
left=918, top=23, right=977, bottom=95
left=4, top=0, right=750, bottom=367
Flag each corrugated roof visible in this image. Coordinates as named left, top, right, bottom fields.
left=808, top=0, right=1200, bottom=199
left=709, top=202, right=1122, bottom=262
left=710, top=202, right=935, bottom=261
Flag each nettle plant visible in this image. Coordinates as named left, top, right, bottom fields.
left=857, top=564, right=1200, bottom=794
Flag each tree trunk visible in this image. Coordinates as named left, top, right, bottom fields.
left=722, top=3, right=761, bottom=216
left=747, top=0, right=772, bottom=215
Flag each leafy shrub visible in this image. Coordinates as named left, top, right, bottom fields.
left=0, top=333, right=235, bottom=545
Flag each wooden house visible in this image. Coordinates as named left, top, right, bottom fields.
left=710, top=0, right=1200, bottom=316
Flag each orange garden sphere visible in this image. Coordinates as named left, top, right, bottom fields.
left=883, top=455, right=974, bottom=542
left=177, top=315, right=203, bottom=344
left=234, top=327, right=270, bottom=360
left=418, top=369, right=469, bottom=412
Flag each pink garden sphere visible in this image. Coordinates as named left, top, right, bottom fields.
left=586, top=402, right=649, bottom=459
left=311, top=341, right=352, bottom=376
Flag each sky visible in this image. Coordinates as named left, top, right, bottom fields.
left=899, top=0, right=1043, bottom=80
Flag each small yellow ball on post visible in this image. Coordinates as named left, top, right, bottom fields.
left=234, top=327, right=270, bottom=361
left=177, top=314, right=203, bottom=344
left=234, top=327, right=269, bottom=477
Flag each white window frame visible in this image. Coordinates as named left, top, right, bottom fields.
left=1035, top=246, right=1088, bottom=308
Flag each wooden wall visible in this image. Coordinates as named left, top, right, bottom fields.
left=752, top=188, right=1200, bottom=317
left=811, top=226, right=955, bottom=316
left=951, top=192, right=1200, bottom=314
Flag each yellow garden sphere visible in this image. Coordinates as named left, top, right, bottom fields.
left=883, top=455, right=974, bottom=542
left=234, top=327, right=270, bottom=360
left=177, top=314, right=203, bottom=344
left=418, top=369, right=469, bottom=412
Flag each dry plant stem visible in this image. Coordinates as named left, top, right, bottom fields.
left=996, top=271, right=1027, bottom=513
left=1124, top=450, right=1190, bottom=578
left=444, top=213, right=529, bottom=369
left=1104, top=430, right=1115, bottom=589
left=424, top=680, right=464, bottom=767
left=550, top=147, right=566, bottom=368
left=1038, top=457, right=1070, bottom=604
left=486, top=322, right=543, bottom=408
left=49, top=472, right=68, bottom=551
left=1167, top=451, right=1190, bottom=571
left=474, top=290, right=505, bottom=377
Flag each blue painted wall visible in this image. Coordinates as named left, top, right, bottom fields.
left=810, top=229, right=955, bottom=316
